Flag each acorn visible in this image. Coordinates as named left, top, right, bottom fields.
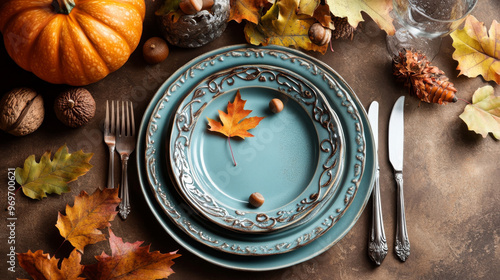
left=143, top=37, right=169, bottom=64
left=201, top=0, right=214, bottom=10
left=179, top=0, right=203, bottom=14
left=249, top=192, right=265, bottom=208
left=269, top=98, right=284, bottom=113
left=308, top=23, right=332, bottom=46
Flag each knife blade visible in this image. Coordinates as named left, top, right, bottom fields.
left=367, top=101, right=387, bottom=265
left=388, top=96, right=410, bottom=262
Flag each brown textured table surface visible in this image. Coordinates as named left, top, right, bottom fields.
left=1, top=1, right=499, bottom=279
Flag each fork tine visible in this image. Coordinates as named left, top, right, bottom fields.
left=105, top=100, right=109, bottom=133
left=130, top=101, right=135, bottom=136
left=121, top=101, right=126, bottom=137
left=116, top=101, right=120, bottom=136
left=110, top=100, right=115, bottom=134
left=125, top=101, right=130, bottom=136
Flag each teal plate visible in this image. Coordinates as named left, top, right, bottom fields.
left=138, top=45, right=375, bottom=270
left=169, top=65, right=346, bottom=233
left=148, top=51, right=364, bottom=255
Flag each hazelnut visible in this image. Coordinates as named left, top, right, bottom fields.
left=0, top=88, right=44, bottom=136
left=308, top=23, right=332, bottom=46
left=143, top=37, right=169, bottom=64
left=54, top=88, right=96, bottom=128
left=179, top=0, right=203, bottom=14
left=269, top=98, right=284, bottom=113
left=249, top=192, right=264, bottom=208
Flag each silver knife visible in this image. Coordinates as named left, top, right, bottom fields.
left=388, top=96, right=410, bottom=261
left=367, top=101, right=388, bottom=265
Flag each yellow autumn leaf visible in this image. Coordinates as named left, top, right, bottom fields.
left=56, top=188, right=120, bottom=253
left=450, top=15, right=500, bottom=84
left=298, top=0, right=320, bottom=17
left=326, top=0, right=395, bottom=35
left=15, top=145, right=93, bottom=200
left=244, top=0, right=329, bottom=54
left=459, top=85, right=500, bottom=139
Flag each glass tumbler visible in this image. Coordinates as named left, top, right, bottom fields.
left=386, top=0, right=478, bottom=59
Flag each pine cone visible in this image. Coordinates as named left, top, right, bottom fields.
left=392, top=49, right=457, bottom=104
left=332, top=16, right=355, bottom=40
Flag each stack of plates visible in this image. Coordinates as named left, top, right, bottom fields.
left=137, top=45, right=375, bottom=271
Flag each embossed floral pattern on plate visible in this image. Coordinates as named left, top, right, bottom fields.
left=169, top=65, right=345, bottom=233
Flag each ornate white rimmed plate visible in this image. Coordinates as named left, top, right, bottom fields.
left=169, top=65, right=345, bottom=233
left=139, top=46, right=374, bottom=267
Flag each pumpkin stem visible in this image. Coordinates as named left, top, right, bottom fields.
left=52, top=0, right=76, bottom=14
left=68, top=99, right=75, bottom=109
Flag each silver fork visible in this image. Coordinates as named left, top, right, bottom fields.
left=104, top=100, right=116, bottom=189
left=116, top=101, right=136, bottom=219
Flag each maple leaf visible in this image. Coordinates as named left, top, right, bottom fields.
left=15, top=144, right=93, bottom=200
left=326, top=0, right=395, bottom=35
left=459, top=85, right=500, bottom=139
left=450, top=15, right=500, bottom=84
left=18, top=249, right=85, bottom=280
left=207, top=90, right=264, bottom=165
left=244, top=0, right=329, bottom=54
left=56, top=188, right=120, bottom=253
left=84, top=229, right=181, bottom=280
left=229, top=0, right=271, bottom=24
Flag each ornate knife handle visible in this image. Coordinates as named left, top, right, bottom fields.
left=368, top=168, right=388, bottom=265
left=394, top=171, right=410, bottom=261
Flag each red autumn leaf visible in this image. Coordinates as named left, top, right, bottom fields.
left=56, top=188, right=120, bottom=253
left=84, top=229, right=181, bottom=280
left=207, top=90, right=265, bottom=165
left=17, top=249, right=85, bottom=280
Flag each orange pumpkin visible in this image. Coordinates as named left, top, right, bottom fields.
left=0, top=0, right=146, bottom=86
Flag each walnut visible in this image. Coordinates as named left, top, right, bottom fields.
left=0, top=88, right=44, bottom=136
left=54, top=88, right=96, bottom=128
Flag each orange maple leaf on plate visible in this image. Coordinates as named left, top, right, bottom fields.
left=84, top=229, right=181, bottom=280
left=56, top=188, right=120, bottom=253
left=207, top=90, right=265, bottom=139
left=207, top=90, right=265, bottom=165
left=17, top=249, right=84, bottom=280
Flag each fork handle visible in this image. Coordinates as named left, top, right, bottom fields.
left=394, top=171, right=410, bottom=261
left=107, top=146, right=115, bottom=189
left=119, top=155, right=131, bottom=219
